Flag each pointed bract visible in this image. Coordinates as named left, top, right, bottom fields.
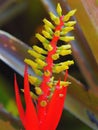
left=24, top=66, right=39, bottom=130
left=14, top=74, right=25, bottom=126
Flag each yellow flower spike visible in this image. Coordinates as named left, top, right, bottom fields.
left=42, top=30, right=52, bottom=39
left=28, top=50, right=45, bottom=60
left=61, top=27, right=74, bottom=35
left=53, top=65, right=69, bottom=73
left=44, top=25, right=53, bottom=35
left=59, top=49, right=72, bottom=56
left=36, top=33, right=49, bottom=44
left=15, top=4, right=76, bottom=130
left=43, top=18, right=55, bottom=29
left=35, top=58, right=47, bottom=68
left=28, top=75, right=41, bottom=86
left=60, top=36, right=75, bottom=42
left=57, top=3, right=62, bottom=16
left=24, top=58, right=38, bottom=69
left=35, top=87, right=43, bottom=95
left=58, top=44, right=71, bottom=50
left=49, top=12, right=60, bottom=25
left=64, top=21, right=76, bottom=27
left=52, top=53, right=59, bottom=60
left=33, top=45, right=47, bottom=54
left=21, top=89, right=38, bottom=99
left=63, top=9, right=77, bottom=22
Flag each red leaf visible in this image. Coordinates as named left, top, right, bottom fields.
left=24, top=65, right=39, bottom=130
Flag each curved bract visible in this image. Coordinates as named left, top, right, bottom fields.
left=14, top=3, right=76, bottom=130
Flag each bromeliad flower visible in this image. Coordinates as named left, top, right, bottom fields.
left=14, top=65, right=68, bottom=130
left=14, top=3, right=76, bottom=130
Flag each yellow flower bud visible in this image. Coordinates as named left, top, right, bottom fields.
left=52, top=53, right=59, bottom=60
left=35, top=33, right=52, bottom=51
left=60, top=81, right=71, bottom=86
left=35, top=87, right=42, bottom=95
left=64, top=21, right=76, bottom=27
left=29, top=75, right=37, bottom=84
left=57, top=3, right=62, bottom=16
left=24, top=58, right=38, bottom=69
left=63, top=9, right=77, bottom=22
left=60, top=36, right=74, bottom=42
left=49, top=12, right=60, bottom=25
left=43, top=43, right=53, bottom=51
left=34, top=69, right=43, bottom=76
left=44, top=25, right=53, bottom=35
left=36, top=33, right=49, bottom=44
left=67, top=60, right=74, bottom=65
left=43, top=18, right=55, bottom=29
left=58, top=44, right=71, bottom=50
left=33, top=45, right=47, bottom=54
left=28, top=75, right=41, bottom=86
left=42, top=30, right=52, bottom=39
left=53, top=65, right=69, bottom=73
left=61, top=27, right=74, bottom=35
left=59, top=50, right=72, bottom=56
left=35, top=58, right=47, bottom=67
left=28, top=50, right=45, bottom=60
left=60, top=60, right=74, bottom=66
left=54, top=30, right=60, bottom=37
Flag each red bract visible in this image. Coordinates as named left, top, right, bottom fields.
left=14, top=66, right=39, bottom=130
left=14, top=66, right=68, bottom=130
